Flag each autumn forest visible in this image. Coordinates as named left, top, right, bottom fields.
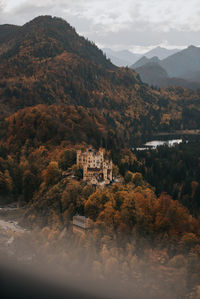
left=1, top=15, right=200, bottom=299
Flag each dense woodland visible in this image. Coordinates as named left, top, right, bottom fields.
left=1, top=15, right=200, bottom=298
left=132, top=142, right=200, bottom=216
left=1, top=110, right=200, bottom=297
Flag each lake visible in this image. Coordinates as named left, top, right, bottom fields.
left=134, top=139, right=184, bottom=151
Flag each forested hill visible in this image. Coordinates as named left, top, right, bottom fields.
left=1, top=16, right=200, bottom=146
left=0, top=16, right=113, bottom=67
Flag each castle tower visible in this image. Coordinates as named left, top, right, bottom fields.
left=76, top=150, right=81, bottom=166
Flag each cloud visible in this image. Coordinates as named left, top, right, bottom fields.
left=1, top=0, right=200, bottom=52
left=0, top=0, right=4, bottom=10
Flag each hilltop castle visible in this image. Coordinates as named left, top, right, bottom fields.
left=77, top=148, right=112, bottom=185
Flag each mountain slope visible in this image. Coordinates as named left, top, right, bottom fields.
left=1, top=16, right=200, bottom=147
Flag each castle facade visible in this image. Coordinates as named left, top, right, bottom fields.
left=77, top=148, right=112, bottom=185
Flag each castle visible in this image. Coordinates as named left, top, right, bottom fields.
left=77, top=148, right=112, bottom=185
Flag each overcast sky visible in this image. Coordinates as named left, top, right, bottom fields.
left=0, top=0, right=200, bottom=53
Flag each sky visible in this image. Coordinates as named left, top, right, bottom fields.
left=0, top=0, right=200, bottom=53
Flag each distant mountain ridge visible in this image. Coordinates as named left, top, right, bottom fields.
left=103, top=46, right=179, bottom=67
left=131, top=45, right=200, bottom=89
left=161, top=45, right=200, bottom=79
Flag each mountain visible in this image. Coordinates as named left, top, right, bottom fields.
left=0, top=16, right=116, bottom=113
left=0, top=16, right=112, bottom=67
left=131, top=45, right=200, bottom=89
left=0, top=16, right=159, bottom=145
left=144, top=46, right=179, bottom=60
left=131, top=47, right=181, bottom=70
left=135, top=62, right=200, bottom=89
left=102, top=48, right=141, bottom=66
left=103, top=46, right=180, bottom=67
left=1, top=16, right=200, bottom=149
left=135, top=62, right=169, bottom=87
left=161, top=45, right=200, bottom=79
